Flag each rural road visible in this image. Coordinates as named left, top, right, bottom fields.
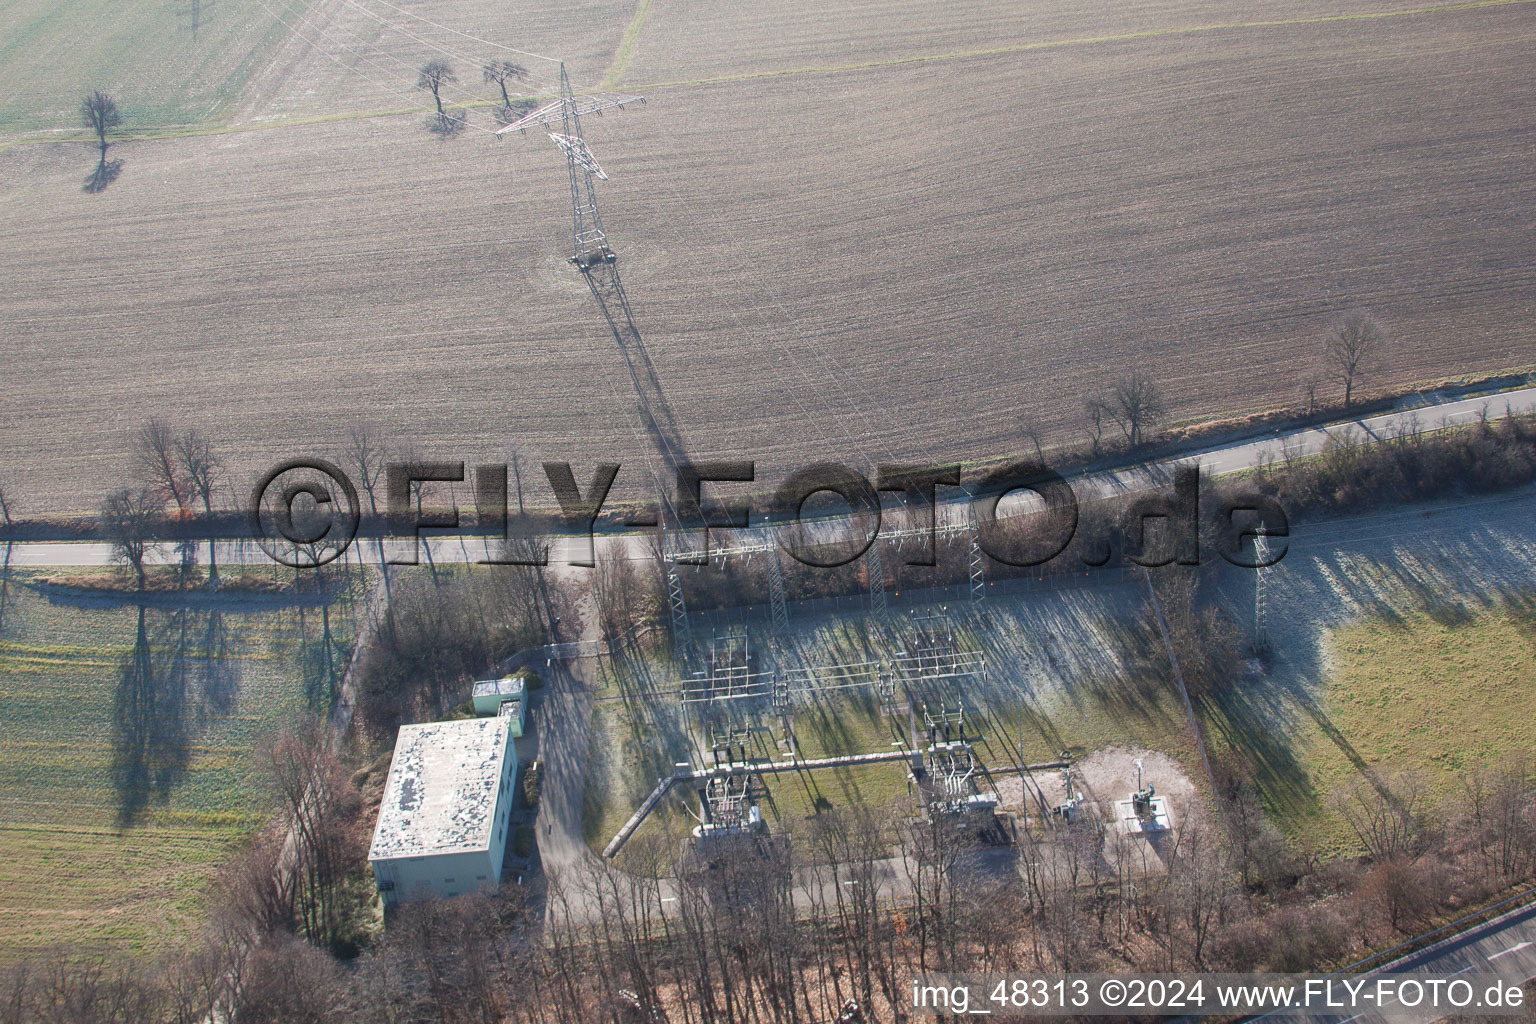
left=1361, top=897, right=1536, bottom=1023
left=1240, top=895, right=1536, bottom=1024
left=4, top=382, right=1534, bottom=570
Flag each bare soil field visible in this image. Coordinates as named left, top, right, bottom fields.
left=619, top=0, right=1470, bottom=83
left=0, top=0, right=1533, bottom=514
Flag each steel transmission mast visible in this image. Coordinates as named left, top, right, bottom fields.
left=495, top=62, right=642, bottom=267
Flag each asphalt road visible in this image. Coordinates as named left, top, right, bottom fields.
left=1345, top=898, right=1536, bottom=1024
left=4, top=383, right=1535, bottom=569
left=1239, top=897, right=1536, bottom=1024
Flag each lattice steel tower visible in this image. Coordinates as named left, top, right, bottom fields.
left=495, top=62, right=641, bottom=267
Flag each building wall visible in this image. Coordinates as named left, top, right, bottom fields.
left=373, top=849, right=499, bottom=905
left=486, top=726, right=518, bottom=877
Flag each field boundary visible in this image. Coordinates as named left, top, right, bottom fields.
left=601, top=0, right=657, bottom=90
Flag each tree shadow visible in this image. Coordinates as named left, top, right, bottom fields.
left=83, top=158, right=123, bottom=194
left=424, top=110, right=469, bottom=137
left=296, top=587, right=344, bottom=712
left=1199, top=679, right=1318, bottom=824
left=111, top=604, right=189, bottom=825
left=197, top=609, right=238, bottom=717
left=494, top=100, right=538, bottom=128
left=0, top=542, right=12, bottom=637
left=111, top=600, right=242, bottom=825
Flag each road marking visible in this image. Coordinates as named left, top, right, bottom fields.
left=1487, top=941, right=1532, bottom=961
left=1451, top=964, right=1474, bottom=974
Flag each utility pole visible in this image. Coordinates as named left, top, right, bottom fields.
left=868, top=536, right=887, bottom=622
left=1254, top=526, right=1270, bottom=652
left=495, top=62, right=642, bottom=266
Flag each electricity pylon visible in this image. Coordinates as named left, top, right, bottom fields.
left=1254, top=527, right=1271, bottom=651
left=496, top=62, right=642, bottom=267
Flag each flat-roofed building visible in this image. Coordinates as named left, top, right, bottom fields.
left=471, top=674, right=528, bottom=736
left=368, top=716, right=518, bottom=906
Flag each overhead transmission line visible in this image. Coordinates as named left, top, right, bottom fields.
left=330, top=0, right=564, bottom=96
left=342, top=0, right=565, bottom=68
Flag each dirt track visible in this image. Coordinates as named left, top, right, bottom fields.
left=1, top=0, right=1534, bottom=513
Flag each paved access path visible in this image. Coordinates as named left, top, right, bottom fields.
left=4, top=382, right=1534, bottom=569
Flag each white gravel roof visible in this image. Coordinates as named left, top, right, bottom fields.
left=368, top=717, right=513, bottom=860
left=472, top=676, right=526, bottom=698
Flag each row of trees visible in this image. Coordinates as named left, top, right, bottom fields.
left=417, top=58, right=533, bottom=135
left=72, top=55, right=532, bottom=180
left=1070, top=312, right=1386, bottom=462
left=100, top=419, right=225, bottom=587
left=5, top=749, right=1530, bottom=1023
left=1251, top=404, right=1536, bottom=516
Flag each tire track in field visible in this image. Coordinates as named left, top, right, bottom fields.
left=601, top=0, right=657, bottom=90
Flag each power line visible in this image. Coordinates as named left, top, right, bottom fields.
left=330, top=0, right=564, bottom=97
left=344, top=0, right=565, bottom=68
left=251, top=0, right=499, bottom=134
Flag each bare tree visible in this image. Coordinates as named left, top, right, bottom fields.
left=211, top=826, right=293, bottom=944
left=0, top=478, right=11, bottom=527
left=26, top=954, right=164, bottom=1024
left=418, top=60, right=456, bottom=116
left=593, top=548, right=653, bottom=644
left=80, top=90, right=120, bottom=167
left=262, top=718, right=362, bottom=953
left=482, top=60, right=528, bottom=109
left=1362, top=856, right=1438, bottom=934
left=342, top=422, right=391, bottom=518
left=1325, top=311, right=1382, bottom=408
left=1458, top=755, right=1536, bottom=882
left=135, top=418, right=190, bottom=516
left=1302, top=376, right=1321, bottom=417
left=1083, top=397, right=1107, bottom=457
left=1333, top=772, right=1431, bottom=863
left=177, top=430, right=222, bottom=583
left=233, top=936, right=346, bottom=1024
left=1106, top=369, right=1167, bottom=448
left=102, top=487, right=158, bottom=588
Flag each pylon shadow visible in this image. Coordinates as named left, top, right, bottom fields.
left=582, top=260, right=692, bottom=517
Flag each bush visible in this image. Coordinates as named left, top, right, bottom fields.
left=353, top=567, right=565, bottom=738
left=513, top=824, right=535, bottom=859
left=521, top=759, right=541, bottom=808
